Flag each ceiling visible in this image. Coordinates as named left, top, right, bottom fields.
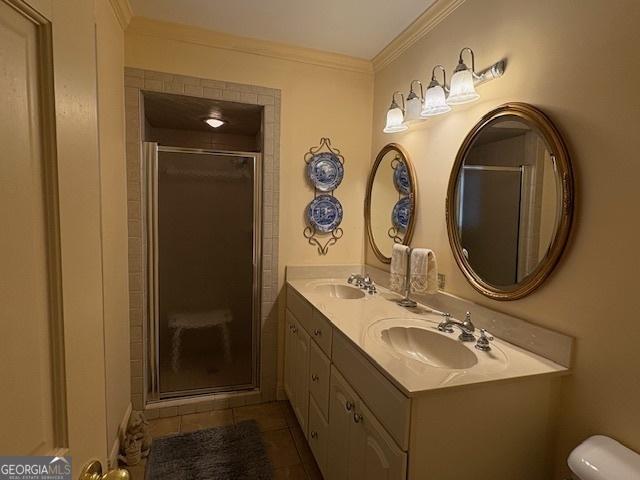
left=143, top=92, right=262, bottom=135
left=129, top=0, right=436, bottom=59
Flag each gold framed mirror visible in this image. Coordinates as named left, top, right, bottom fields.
left=446, top=103, right=574, bottom=300
left=365, top=143, right=417, bottom=263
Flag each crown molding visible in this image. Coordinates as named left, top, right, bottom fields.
left=372, top=0, right=466, bottom=72
left=109, top=0, right=133, bottom=29
left=126, top=17, right=373, bottom=75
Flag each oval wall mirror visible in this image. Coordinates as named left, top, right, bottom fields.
left=446, top=103, right=574, bottom=300
left=365, top=143, right=417, bottom=263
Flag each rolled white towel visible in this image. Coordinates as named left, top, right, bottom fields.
left=409, top=248, right=438, bottom=294
left=390, top=244, right=410, bottom=294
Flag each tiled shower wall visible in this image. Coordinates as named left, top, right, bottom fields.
left=124, top=67, right=281, bottom=417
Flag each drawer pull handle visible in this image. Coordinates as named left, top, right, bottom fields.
left=345, top=400, right=354, bottom=411
left=310, top=431, right=318, bottom=439
left=311, top=374, right=319, bottom=382
left=313, top=329, right=322, bottom=337
left=353, top=412, right=363, bottom=424
left=291, top=325, right=298, bottom=334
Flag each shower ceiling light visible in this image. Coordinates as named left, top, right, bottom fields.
left=205, top=118, right=225, bottom=128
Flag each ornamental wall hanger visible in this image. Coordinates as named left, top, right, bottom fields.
left=303, top=137, right=345, bottom=255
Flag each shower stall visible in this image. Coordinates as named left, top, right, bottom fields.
left=144, top=143, right=261, bottom=400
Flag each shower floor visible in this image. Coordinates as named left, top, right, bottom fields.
left=159, top=348, right=254, bottom=396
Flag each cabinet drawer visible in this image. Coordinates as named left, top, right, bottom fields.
left=310, top=309, right=332, bottom=356
left=286, top=287, right=313, bottom=334
left=333, top=331, right=411, bottom=450
left=309, top=341, right=330, bottom=420
left=308, top=395, right=329, bottom=477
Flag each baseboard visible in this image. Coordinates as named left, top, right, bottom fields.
left=108, top=402, right=132, bottom=469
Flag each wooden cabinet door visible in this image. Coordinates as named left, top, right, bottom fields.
left=328, top=367, right=358, bottom=480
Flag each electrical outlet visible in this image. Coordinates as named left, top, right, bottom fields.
left=437, top=273, right=446, bottom=290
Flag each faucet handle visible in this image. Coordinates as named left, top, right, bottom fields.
left=475, top=329, right=494, bottom=351
left=463, top=311, right=475, bottom=330
left=437, top=313, right=454, bottom=333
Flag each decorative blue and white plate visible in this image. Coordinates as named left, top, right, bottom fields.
left=392, top=197, right=412, bottom=231
left=307, top=152, right=344, bottom=192
left=393, top=161, right=411, bottom=194
left=306, top=195, right=343, bottom=233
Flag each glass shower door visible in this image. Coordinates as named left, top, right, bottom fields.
left=149, top=145, right=260, bottom=398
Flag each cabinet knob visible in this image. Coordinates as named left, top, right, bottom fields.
left=291, top=325, right=298, bottom=334
left=310, top=431, right=318, bottom=439
left=353, top=412, right=363, bottom=424
left=345, top=400, right=354, bottom=411
left=311, top=374, right=319, bottom=382
left=313, top=329, right=322, bottom=337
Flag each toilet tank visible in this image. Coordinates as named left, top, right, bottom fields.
left=568, top=435, right=640, bottom=480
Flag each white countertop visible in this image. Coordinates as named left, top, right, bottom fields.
left=287, top=277, right=568, bottom=397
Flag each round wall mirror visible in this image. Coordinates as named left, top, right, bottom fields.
left=446, top=103, right=574, bottom=300
left=365, top=143, right=417, bottom=263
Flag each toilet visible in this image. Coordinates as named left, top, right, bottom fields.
left=568, top=435, right=640, bottom=479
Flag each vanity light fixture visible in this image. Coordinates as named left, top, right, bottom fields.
left=403, top=80, right=424, bottom=124
left=447, top=47, right=481, bottom=105
left=421, top=65, right=451, bottom=117
left=205, top=117, right=225, bottom=128
left=383, top=91, right=409, bottom=133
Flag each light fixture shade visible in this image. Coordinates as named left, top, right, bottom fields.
left=421, top=84, right=451, bottom=116
left=447, top=68, right=479, bottom=105
left=383, top=106, right=408, bottom=133
left=404, top=95, right=423, bottom=123
left=205, top=118, right=225, bottom=128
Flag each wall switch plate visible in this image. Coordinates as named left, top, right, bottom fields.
left=437, top=273, right=446, bottom=290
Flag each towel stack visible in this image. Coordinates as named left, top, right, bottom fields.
left=390, top=245, right=438, bottom=295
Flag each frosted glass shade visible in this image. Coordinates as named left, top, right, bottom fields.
left=421, top=85, right=451, bottom=116
left=205, top=118, right=225, bottom=128
left=383, top=106, right=408, bottom=133
left=447, top=68, right=479, bottom=105
left=404, top=96, right=423, bottom=123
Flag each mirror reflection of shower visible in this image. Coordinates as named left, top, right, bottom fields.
left=142, top=92, right=263, bottom=400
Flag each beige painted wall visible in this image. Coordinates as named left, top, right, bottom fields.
left=124, top=17, right=373, bottom=392
left=369, top=0, right=640, bottom=477
left=95, top=0, right=131, bottom=454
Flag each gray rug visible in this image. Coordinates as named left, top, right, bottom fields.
left=145, top=420, right=273, bottom=480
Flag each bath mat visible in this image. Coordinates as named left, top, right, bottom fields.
left=145, top=420, right=273, bottom=480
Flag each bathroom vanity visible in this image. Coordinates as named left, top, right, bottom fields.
left=284, top=268, right=571, bottom=480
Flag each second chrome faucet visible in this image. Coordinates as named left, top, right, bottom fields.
left=438, top=311, right=476, bottom=342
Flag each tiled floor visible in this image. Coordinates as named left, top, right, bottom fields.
left=124, top=401, right=322, bottom=480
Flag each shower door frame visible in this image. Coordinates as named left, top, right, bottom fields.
left=145, top=143, right=262, bottom=401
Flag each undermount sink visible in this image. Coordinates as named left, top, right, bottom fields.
left=380, top=326, right=478, bottom=369
left=312, top=283, right=366, bottom=299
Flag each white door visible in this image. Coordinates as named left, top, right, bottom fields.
left=292, top=319, right=310, bottom=434
left=0, top=0, right=111, bottom=474
left=0, top=0, right=60, bottom=456
left=284, top=310, right=296, bottom=401
left=328, top=367, right=357, bottom=480
left=350, top=398, right=407, bottom=480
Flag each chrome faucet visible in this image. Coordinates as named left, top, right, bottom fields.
left=348, top=273, right=376, bottom=294
left=348, top=273, right=365, bottom=287
left=438, top=311, right=476, bottom=342
left=362, top=275, right=376, bottom=294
